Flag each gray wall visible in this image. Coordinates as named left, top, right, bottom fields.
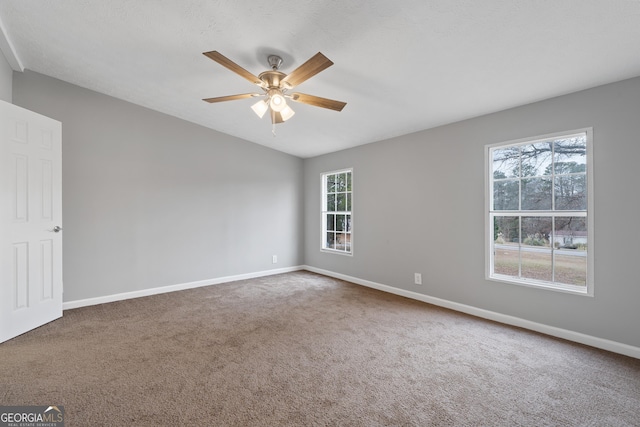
left=11, top=68, right=640, bottom=349
left=0, top=52, right=11, bottom=102
left=14, top=71, right=304, bottom=302
left=304, top=76, right=640, bottom=349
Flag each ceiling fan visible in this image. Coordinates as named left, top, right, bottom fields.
left=202, top=51, right=346, bottom=127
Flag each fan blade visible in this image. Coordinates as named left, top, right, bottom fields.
left=203, top=51, right=264, bottom=87
left=290, top=93, right=346, bottom=112
left=271, top=110, right=284, bottom=124
left=281, top=52, right=333, bottom=89
left=203, top=93, right=259, bottom=103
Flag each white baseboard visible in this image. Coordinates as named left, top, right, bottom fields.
left=303, top=265, right=640, bottom=360
left=62, top=266, right=304, bottom=310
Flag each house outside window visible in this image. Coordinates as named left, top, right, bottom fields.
left=486, top=129, right=593, bottom=295
left=321, top=169, right=352, bottom=254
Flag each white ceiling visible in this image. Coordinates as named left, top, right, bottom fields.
left=1, top=1, right=640, bottom=158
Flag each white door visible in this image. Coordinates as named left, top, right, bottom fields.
left=0, top=100, right=62, bottom=344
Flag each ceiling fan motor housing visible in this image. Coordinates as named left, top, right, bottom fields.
left=258, top=70, right=286, bottom=89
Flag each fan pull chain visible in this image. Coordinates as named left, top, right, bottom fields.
left=272, top=123, right=277, bottom=137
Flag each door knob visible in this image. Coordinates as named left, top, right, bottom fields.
left=52, top=226, right=62, bottom=233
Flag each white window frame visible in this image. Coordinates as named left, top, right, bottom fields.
left=321, top=168, right=353, bottom=255
left=485, top=128, right=594, bottom=296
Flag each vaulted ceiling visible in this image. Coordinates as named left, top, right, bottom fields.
left=2, top=1, right=640, bottom=158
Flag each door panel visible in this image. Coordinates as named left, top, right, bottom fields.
left=1, top=100, right=62, bottom=344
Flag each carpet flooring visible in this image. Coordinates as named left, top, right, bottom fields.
left=1, top=271, right=639, bottom=426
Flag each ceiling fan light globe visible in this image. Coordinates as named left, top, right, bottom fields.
left=251, top=100, right=269, bottom=118
left=280, top=105, right=295, bottom=121
left=269, top=92, right=287, bottom=112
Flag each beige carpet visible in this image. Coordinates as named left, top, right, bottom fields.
left=1, top=271, right=639, bottom=426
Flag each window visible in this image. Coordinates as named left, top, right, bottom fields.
left=322, top=169, right=352, bottom=254
left=487, top=129, right=593, bottom=295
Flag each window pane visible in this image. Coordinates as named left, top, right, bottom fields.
left=345, top=216, right=351, bottom=232
left=555, top=174, right=586, bottom=210
left=327, top=174, right=336, bottom=193
left=554, top=136, right=587, bottom=169
left=326, top=214, right=335, bottom=231
left=521, top=249, right=552, bottom=282
left=554, top=253, right=587, bottom=286
left=494, top=247, right=519, bottom=277
left=345, top=193, right=351, bottom=211
left=327, top=194, right=336, bottom=211
left=493, top=180, right=519, bottom=210
left=521, top=141, right=553, bottom=177
left=553, top=217, right=587, bottom=250
left=346, top=172, right=352, bottom=191
left=326, top=232, right=336, bottom=250
left=493, top=147, right=520, bottom=179
left=336, top=193, right=346, bottom=211
left=519, top=216, right=552, bottom=281
left=521, top=177, right=552, bottom=210
left=494, top=216, right=519, bottom=277
left=494, top=216, right=520, bottom=244
left=521, top=217, right=552, bottom=246
left=552, top=217, right=587, bottom=286
left=335, top=214, right=346, bottom=231
left=335, top=233, right=348, bottom=250
left=335, top=173, right=347, bottom=191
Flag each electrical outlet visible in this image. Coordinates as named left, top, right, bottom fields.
left=414, top=273, right=422, bottom=285
left=272, top=255, right=278, bottom=264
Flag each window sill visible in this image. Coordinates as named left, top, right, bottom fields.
left=488, top=274, right=593, bottom=297
left=321, top=249, right=353, bottom=257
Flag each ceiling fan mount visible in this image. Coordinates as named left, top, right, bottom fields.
left=202, top=50, right=346, bottom=128
left=267, top=54, right=283, bottom=71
